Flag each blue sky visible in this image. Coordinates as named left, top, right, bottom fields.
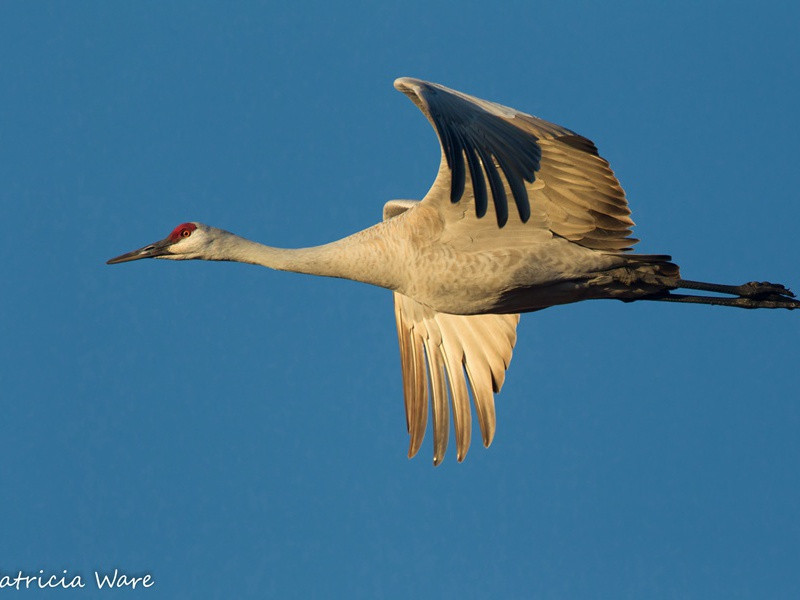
left=2, top=1, right=799, bottom=597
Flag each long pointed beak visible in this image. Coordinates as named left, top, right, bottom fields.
left=107, top=238, right=173, bottom=265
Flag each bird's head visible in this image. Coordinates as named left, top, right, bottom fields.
left=106, top=222, right=211, bottom=264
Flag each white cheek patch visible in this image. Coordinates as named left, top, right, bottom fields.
left=165, top=234, right=205, bottom=259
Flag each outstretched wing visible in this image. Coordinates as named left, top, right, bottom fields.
left=394, top=77, right=637, bottom=251
left=385, top=200, right=520, bottom=465
left=393, top=291, right=520, bottom=465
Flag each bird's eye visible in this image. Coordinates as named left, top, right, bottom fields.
left=181, top=229, right=191, bottom=238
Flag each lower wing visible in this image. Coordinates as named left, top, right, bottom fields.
left=393, top=291, right=520, bottom=465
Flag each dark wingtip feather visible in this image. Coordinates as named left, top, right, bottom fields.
left=515, top=189, right=531, bottom=223
left=464, top=145, right=488, bottom=217
left=412, top=82, right=541, bottom=225
left=450, top=143, right=466, bottom=203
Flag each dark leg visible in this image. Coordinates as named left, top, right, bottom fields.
left=641, top=279, right=800, bottom=310
left=647, top=292, right=800, bottom=309
left=677, top=279, right=795, bottom=299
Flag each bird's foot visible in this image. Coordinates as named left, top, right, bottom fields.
left=736, top=281, right=795, bottom=300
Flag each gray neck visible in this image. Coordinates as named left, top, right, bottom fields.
left=210, top=225, right=400, bottom=291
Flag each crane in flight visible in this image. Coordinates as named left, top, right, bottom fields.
left=108, top=77, right=798, bottom=465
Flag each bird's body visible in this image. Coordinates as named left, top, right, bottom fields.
left=109, top=77, right=799, bottom=465
left=174, top=200, right=673, bottom=316
left=378, top=203, right=615, bottom=315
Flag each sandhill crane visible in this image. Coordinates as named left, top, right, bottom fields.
left=108, top=77, right=798, bottom=465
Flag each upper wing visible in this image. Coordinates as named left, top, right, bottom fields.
left=385, top=200, right=520, bottom=465
left=394, top=77, right=637, bottom=251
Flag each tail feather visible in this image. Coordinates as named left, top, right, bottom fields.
left=618, top=253, right=681, bottom=280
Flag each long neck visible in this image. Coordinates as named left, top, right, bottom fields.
left=208, top=224, right=401, bottom=291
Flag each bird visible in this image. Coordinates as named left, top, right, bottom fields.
left=108, top=77, right=799, bottom=465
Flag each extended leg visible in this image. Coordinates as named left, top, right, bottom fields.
left=648, top=292, right=800, bottom=309
left=677, top=279, right=795, bottom=299
left=640, top=279, right=800, bottom=310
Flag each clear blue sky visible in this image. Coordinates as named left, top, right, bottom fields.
left=2, top=1, right=799, bottom=597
